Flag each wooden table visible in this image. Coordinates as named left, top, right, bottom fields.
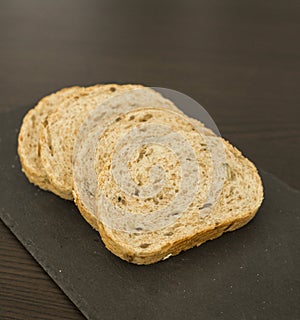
left=0, top=1, right=299, bottom=319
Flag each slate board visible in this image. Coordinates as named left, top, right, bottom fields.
left=0, top=105, right=299, bottom=320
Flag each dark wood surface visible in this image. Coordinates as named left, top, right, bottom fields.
left=0, top=1, right=299, bottom=319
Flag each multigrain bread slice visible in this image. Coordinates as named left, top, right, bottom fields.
left=18, top=86, right=81, bottom=191
left=72, top=88, right=182, bottom=229
left=39, top=84, right=145, bottom=200
left=92, top=108, right=263, bottom=265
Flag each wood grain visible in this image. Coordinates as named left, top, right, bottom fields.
left=0, top=222, right=84, bottom=319
left=0, top=0, right=299, bottom=319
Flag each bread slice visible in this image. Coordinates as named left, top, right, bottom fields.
left=18, top=86, right=81, bottom=191
left=92, top=108, right=263, bottom=264
left=39, top=84, right=146, bottom=200
left=72, top=88, right=182, bottom=229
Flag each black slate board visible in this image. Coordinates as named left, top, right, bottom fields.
left=0, top=106, right=299, bottom=320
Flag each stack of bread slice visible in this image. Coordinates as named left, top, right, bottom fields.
left=18, top=84, right=263, bottom=264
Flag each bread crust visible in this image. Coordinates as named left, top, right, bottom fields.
left=97, top=207, right=260, bottom=265
left=18, top=86, right=81, bottom=193
left=73, top=191, right=99, bottom=229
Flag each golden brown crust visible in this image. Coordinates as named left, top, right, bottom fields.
left=73, top=191, right=99, bottom=229
left=97, top=208, right=259, bottom=265
left=18, top=86, right=81, bottom=194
